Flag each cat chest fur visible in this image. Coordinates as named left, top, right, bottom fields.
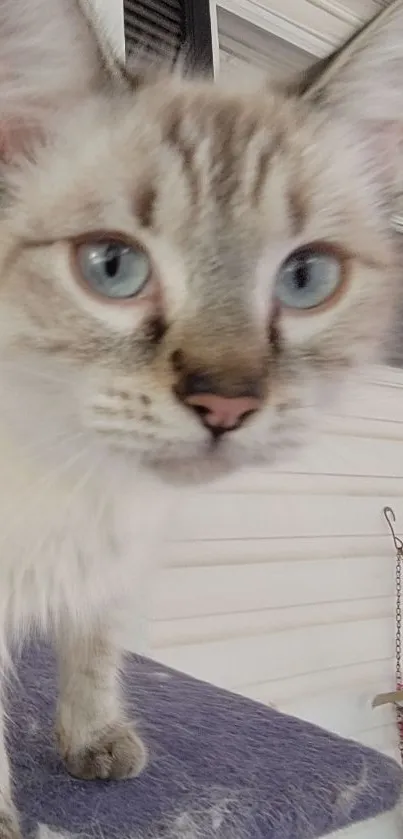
left=0, top=429, right=165, bottom=640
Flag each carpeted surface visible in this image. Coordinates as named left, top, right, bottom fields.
left=6, top=643, right=403, bottom=839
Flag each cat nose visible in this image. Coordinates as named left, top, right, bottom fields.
left=178, top=371, right=262, bottom=435
left=186, top=392, right=261, bottom=434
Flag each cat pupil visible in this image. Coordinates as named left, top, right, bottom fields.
left=295, top=261, right=309, bottom=290
left=105, top=246, right=120, bottom=279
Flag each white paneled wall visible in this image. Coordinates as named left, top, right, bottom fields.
left=147, top=367, right=403, bottom=766
left=217, top=0, right=388, bottom=57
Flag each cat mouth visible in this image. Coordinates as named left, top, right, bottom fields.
left=97, top=425, right=234, bottom=480
left=97, top=414, right=302, bottom=485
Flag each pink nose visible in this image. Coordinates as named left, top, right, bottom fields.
left=185, top=393, right=261, bottom=432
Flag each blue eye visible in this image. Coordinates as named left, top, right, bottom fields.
left=275, top=247, right=342, bottom=310
left=77, top=240, right=151, bottom=300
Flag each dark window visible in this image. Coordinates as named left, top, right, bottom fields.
left=123, top=0, right=213, bottom=73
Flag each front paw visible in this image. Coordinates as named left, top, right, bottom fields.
left=58, top=722, right=148, bottom=781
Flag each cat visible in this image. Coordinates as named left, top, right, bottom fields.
left=0, top=0, right=401, bottom=835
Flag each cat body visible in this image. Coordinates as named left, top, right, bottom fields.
left=0, top=0, right=400, bottom=835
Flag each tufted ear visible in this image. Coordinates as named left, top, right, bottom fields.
left=298, top=0, right=403, bottom=194
left=301, top=1, right=403, bottom=119
left=0, top=0, right=119, bottom=159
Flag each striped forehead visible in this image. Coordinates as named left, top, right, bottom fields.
left=131, top=85, right=306, bottom=237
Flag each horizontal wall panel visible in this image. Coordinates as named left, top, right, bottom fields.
left=152, top=560, right=394, bottom=620
left=195, top=473, right=403, bottom=497
left=168, top=495, right=399, bottom=541
left=149, top=597, right=392, bottom=646
left=277, top=689, right=394, bottom=738
left=356, top=724, right=399, bottom=757
left=152, top=617, right=393, bottom=688
left=166, top=534, right=393, bottom=567
left=240, top=658, right=396, bottom=706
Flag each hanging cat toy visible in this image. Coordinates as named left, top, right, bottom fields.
left=372, top=506, right=403, bottom=764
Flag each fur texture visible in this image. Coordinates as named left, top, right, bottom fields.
left=0, top=0, right=401, bottom=835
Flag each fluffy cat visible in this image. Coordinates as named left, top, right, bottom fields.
left=0, top=0, right=401, bottom=835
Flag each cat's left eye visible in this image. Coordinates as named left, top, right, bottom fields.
left=275, top=246, right=344, bottom=311
left=75, top=239, right=151, bottom=301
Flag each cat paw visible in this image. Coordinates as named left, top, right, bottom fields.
left=60, top=722, right=148, bottom=781
left=0, top=810, right=22, bottom=839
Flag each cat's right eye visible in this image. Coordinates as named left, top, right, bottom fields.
left=275, top=244, right=345, bottom=312
left=74, top=238, right=151, bottom=301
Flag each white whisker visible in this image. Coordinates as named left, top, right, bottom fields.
left=64, top=453, right=101, bottom=515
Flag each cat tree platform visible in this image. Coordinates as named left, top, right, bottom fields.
left=7, top=644, right=403, bottom=839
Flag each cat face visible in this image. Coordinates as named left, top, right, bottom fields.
left=0, top=0, right=401, bottom=484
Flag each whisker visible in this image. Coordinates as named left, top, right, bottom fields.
left=64, top=453, right=100, bottom=514
left=27, top=441, right=92, bottom=495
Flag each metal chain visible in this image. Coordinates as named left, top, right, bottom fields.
left=396, top=547, right=402, bottom=689
left=395, top=544, right=403, bottom=765
left=383, top=507, right=403, bottom=764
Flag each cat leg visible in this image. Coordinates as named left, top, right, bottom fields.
left=55, top=624, right=147, bottom=781
left=0, top=697, right=21, bottom=839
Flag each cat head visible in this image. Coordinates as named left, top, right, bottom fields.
left=0, top=0, right=402, bottom=484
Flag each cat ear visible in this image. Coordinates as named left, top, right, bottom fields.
left=0, top=0, right=117, bottom=159
left=299, top=0, right=403, bottom=185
